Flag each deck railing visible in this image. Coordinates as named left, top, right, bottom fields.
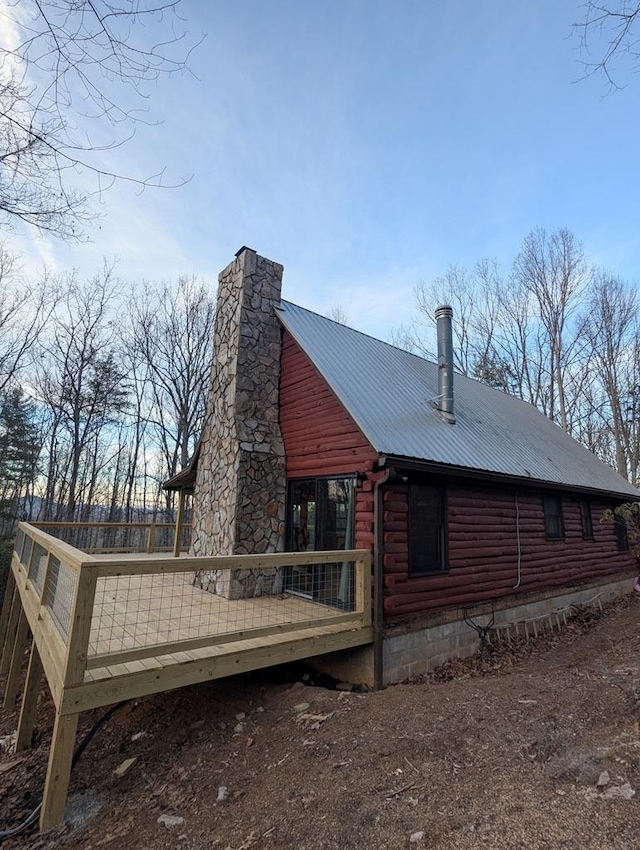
left=5, top=522, right=371, bottom=693
left=31, top=520, right=192, bottom=554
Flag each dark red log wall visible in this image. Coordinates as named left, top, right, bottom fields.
left=279, top=331, right=378, bottom=549
left=383, top=482, right=636, bottom=617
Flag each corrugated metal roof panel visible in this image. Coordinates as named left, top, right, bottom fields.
left=276, top=300, right=640, bottom=499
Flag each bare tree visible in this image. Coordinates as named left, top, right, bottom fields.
left=120, top=347, right=152, bottom=521
left=0, top=386, right=41, bottom=535
left=415, top=265, right=476, bottom=374
left=127, top=275, right=216, bottom=513
left=394, top=260, right=505, bottom=380
left=575, top=2, right=640, bottom=90
left=0, top=1, right=200, bottom=238
left=583, top=272, right=640, bottom=481
left=0, top=245, right=56, bottom=393
left=512, top=227, right=590, bottom=431
left=326, top=305, right=351, bottom=326
left=36, top=264, right=128, bottom=520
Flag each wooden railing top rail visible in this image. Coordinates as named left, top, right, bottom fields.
left=17, top=523, right=371, bottom=578
left=26, top=520, right=192, bottom=557
left=16, top=522, right=96, bottom=572
left=90, top=548, right=371, bottom=578
left=33, top=521, right=190, bottom=530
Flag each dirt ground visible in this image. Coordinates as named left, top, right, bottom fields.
left=1, top=595, right=640, bottom=850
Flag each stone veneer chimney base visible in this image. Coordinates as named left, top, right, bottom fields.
left=190, top=248, right=287, bottom=600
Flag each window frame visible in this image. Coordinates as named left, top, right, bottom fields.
left=408, top=482, right=448, bottom=577
left=579, top=500, right=594, bottom=540
left=542, top=492, right=565, bottom=541
left=286, top=475, right=356, bottom=553
left=614, top=512, right=629, bottom=553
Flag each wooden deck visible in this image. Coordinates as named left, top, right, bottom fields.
left=0, top=522, right=373, bottom=830
left=89, top=570, right=345, bottom=659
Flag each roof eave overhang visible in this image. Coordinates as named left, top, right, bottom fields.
left=162, top=468, right=196, bottom=493
left=378, top=454, right=640, bottom=502
left=162, top=441, right=201, bottom=492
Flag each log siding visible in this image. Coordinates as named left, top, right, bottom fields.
left=280, top=332, right=378, bottom=478
left=383, top=482, right=636, bottom=617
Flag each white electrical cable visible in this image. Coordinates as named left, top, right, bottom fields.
left=513, top=491, right=522, bottom=589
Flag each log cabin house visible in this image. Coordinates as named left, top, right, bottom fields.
left=172, top=246, right=639, bottom=687
left=4, top=244, right=640, bottom=831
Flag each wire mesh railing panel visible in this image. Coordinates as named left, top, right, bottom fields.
left=181, top=524, right=192, bottom=550
left=88, top=559, right=359, bottom=660
left=44, top=558, right=77, bottom=643
left=85, top=525, right=145, bottom=552
left=282, top=562, right=355, bottom=612
left=21, top=535, right=33, bottom=572
left=14, top=528, right=24, bottom=562
left=30, top=543, right=48, bottom=595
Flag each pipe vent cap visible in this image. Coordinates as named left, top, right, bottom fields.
left=435, top=305, right=453, bottom=319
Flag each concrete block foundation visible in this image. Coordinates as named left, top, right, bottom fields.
left=312, top=575, right=635, bottom=688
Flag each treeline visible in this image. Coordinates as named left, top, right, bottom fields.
left=393, top=226, right=640, bottom=485
left=0, top=253, right=216, bottom=536
left=2, top=225, right=638, bottom=539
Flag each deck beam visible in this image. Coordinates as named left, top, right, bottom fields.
left=61, top=625, right=373, bottom=715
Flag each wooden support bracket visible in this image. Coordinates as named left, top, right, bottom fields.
left=3, top=609, right=30, bottom=709
left=0, top=568, right=16, bottom=651
left=0, top=586, right=20, bottom=677
left=16, top=643, right=44, bottom=751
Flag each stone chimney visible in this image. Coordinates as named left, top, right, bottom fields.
left=191, top=247, right=286, bottom=597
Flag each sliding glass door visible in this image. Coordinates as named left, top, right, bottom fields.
left=286, top=477, right=355, bottom=609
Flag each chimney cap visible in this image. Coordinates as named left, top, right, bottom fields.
left=435, top=305, right=453, bottom=319
left=235, top=245, right=256, bottom=258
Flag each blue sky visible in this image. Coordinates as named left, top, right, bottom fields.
left=6, top=1, right=640, bottom=339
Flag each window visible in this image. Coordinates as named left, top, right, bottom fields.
left=543, top=493, right=564, bottom=540
left=409, top=483, right=447, bottom=576
left=614, top=513, right=629, bottom=552
left=580, top=500, right=594, bottom=539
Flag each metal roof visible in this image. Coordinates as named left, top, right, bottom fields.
left=276, top=300, right=640, bottom=499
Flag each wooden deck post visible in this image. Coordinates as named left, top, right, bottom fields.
left=39, top=711, right=79, bottom=831
left=3, top=608, right=30, bottom=708
left=0, top=567, right=17, bottom=651
left=16, top=643, right=43, bottom=751
left=64, top=565, right=98, bottom=687
left=146, top=523, right=156, bottom=554
left=40, top=563, right=98, bottom=829
left=355, top=555, right=372, bottom=627
left=173, top=491, right=186, bottom=557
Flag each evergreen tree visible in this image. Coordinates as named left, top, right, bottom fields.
left=0, top=387, right=41, bottom=536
